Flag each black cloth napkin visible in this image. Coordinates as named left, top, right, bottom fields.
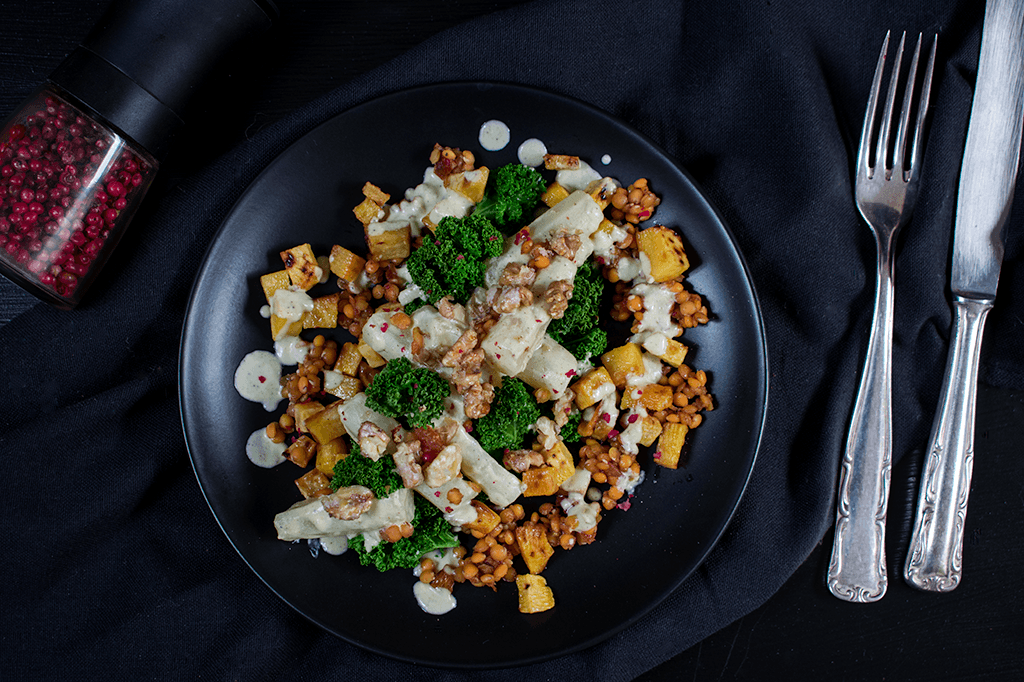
left=2, top=0, right=1021, bottom=679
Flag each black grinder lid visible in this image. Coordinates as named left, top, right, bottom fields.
left=49, top=0, right=277, bottom=159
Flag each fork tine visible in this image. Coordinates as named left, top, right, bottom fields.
left=875, top=31, right=907, bottom=174
left=892, top=34, right=924, bottom=175
left=858, top=31, right=891, bottom=174
left=908, top=35, right=938, bottom=175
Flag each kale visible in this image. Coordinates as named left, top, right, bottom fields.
left=330, top=442, right=403, bottom=499
left=363, top=357, right=450, bottom=429
left=405, top=213, right=504, bottom=304
left=474, top=377, right=542, bottom=454
left=547, top=261, right=608, bottom=361
left=349, top=495, right=459, bottom=572
left=473, top=163, right=548, bottom=232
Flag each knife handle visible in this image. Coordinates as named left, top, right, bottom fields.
left=904, top=295, right=992, bottom=592
left=827, top=246, right=894, bottom=603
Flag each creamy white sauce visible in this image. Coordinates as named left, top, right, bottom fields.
left=617, top=407, right=647, bottom=456
left=555, top=160, right=601, bottom=191
left=616, top=256, right=642, bottom=282
left=320, top=536, right=348, bottom=555
left=592, top=222, right=628, bottom=262
left=631, top=283, right=682, bottom=338
left=640, top=332, right=669, bottom=357
left=560, top=491, right=600, bottom=532
left=517, top=138, right=548, bottom=167
left=323, top=369, right=344, bottom=392
left=234, top=350, right=283, bottom=411
left=601, top=154, right=612, bottom=165
left=274, top=335, right=310, bottom=366
left=478, top=119, right=510, bottom=151
left=269, top=287, right=314, bottom=340
left=370, top=167, right=468, bottom=239
left=245, top=427, right=286, bottom=467
left=413, top=581, right=457, bottom=615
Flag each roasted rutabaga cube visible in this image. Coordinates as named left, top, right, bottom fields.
left=328, top=245, right=365, bottom=283
left=655, top=422, right=689, bottom=469
left=365, top=223, right=411, bottom=261
left=522, top=440, right=576, bottom=497
left=444, top=167, right=489, bottom=203
left=280, top=243, right=322, bottom=291
left=600, top=342, right=645, bottom=388
left=516, top=574, right=555, bottom=613
left=636, top=226, right=689, bottom=282
left=572, top=367, right=615, bottom=409
left=516, top=523, right=554, bottom=574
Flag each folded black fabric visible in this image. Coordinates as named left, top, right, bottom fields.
left=2, top=0, right=1021, bottom=679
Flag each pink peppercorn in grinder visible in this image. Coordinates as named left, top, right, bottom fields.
left=0, top=0, right=277, bottom=309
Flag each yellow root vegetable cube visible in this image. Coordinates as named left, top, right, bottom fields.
left=572, top=367, right=614, bottom=409
left=657, top=338, right=689, bottom=367
left=295, top=468, right=333, bottom=499
left=543, top=154, right=580, bottom=171
left=601, top=343, right=645, bottom=388
left=361, top=182, right=390, bottom=205
left=636, top=226, right=689, bottom=283
left=516, top=574, right=555, bottom=614
left=305, top=402, right=345, bottom=445
left=639, top=384, right=674, bottom=412
left=639, top=416, right=663, bottom=447
left=315, top=436, right=349, bottom=478
left=260, top=269, right=290, bottom=303
left=445, top=167, right=489, bottom=203
left=329, top=245, right=366, bottom=282
left=270, top=315, right=303, bottom=341
left=280, top=243, right=322, bottom=291
left=323, top=374, right=361, bottom=401
left=655, top=422, right=689, bottom=469
left=358, top=342, right=386, bottom=368
left=523, top=440, right=576, bottom=497
left=353, top=197, right=383, bottom=225
left=302, top=293, right=339, bottom=330
left=366, top=225, right=411, bottom=261
left=516, top=523, right=555, bottom=574
left=336, top=342, right=362, bottom=376
left=462, top=500, right=501, bottom=536
left=290, top=401, right=326, bottom=433
left=586, top=178, right=613, bottom=210
left=541, top=182, right=570, bottom=207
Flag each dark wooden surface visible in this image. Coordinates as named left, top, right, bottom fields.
left=1, top=2, right=1021, bottom=679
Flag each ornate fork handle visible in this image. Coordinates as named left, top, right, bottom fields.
left=827, top=234, right=895, bottom=603
left=904, top=296, right=992, bottom=591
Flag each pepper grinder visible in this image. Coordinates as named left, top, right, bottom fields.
left=0, top=0, right=277, bottom=309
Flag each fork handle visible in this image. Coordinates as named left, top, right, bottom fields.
left=827, top=243, right=894, bottom=603
left=904, top=295, right=992, bottom=592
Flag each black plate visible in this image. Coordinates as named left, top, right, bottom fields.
left=179, top=82, right=768, bottom=668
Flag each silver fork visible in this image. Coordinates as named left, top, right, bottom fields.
left=826, top=31, right=937, bottom=603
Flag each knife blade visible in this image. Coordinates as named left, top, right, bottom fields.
left=904, top=0, right=1024, bottom=592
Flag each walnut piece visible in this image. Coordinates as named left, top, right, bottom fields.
left=442, top=329, right=479, bottom=368
left=321, top=485, right=373, bottom=520
left=503, top=449, right=545, bottom=473
left=358, top=421, right=390, bottom=461
left=392, top=440, right=424, bottom=488
left=498, top=262, right=537, bottom=288
left=542, top=280, right=574, bottom=319
left=548, top=234, right=582, bottom=261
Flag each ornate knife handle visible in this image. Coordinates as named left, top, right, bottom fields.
left=905, top=295, right=992, bottom=592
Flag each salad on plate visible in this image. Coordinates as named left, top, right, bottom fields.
left=233, top=130, right=714, bottom=616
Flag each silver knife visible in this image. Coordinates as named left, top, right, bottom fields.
left=904, top=0, right=1024, bottom=592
